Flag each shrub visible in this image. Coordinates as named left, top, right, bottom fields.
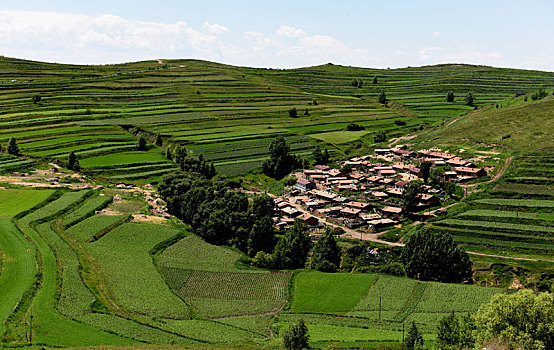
left=288, top=108, right=298, bottom=118
left=283, top=318, right=309, bottom=350
left=346, top=123, right=365, bottom=131
left=394, top=120, right=406, bottom=126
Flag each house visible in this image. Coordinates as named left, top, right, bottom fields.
left=315, top=165, right=331, bottom=171
left=327, top=168, right=343, bottom=177
left=386, top=188, right=403, bottom=198
left=394, top=181, right=406, bottom=190
left=367, top=176, right=383, bottom=185
left=346, top=201, right=371, bottom=211
left=281, top=206, right=302, bottom=218
left=314, top=190, right=337, bottom=201
left=380, top=178, right=394, bottom=186
left=300, top=213, right=320, bottom=227
left=368, top=218, right=396, bottom=230
left=393, top=149, right=416, bottom=158
left=340, top=207, right=361, bottom=218
left=382, top=206, right=403, bottom=218
left=296, top=178, right=316, bottom=191
left=337, top=184, right=358, bottom=192
left=417, top=193, right=440, bottom=206
left=443, top=171, right=458, bottom=182
left=360, top=213, right=382, bottom=222
left=374, top=148, right=392, bottom=155
left=370, top=191, right=389, bottom=199
left=454, top=167, right=487, bottom=178
left=378, top=169, right=397, bottom=177
left=446, top=157, right=472, bottom=168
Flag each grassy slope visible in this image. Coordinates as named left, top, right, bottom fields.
left=414, top=95, right=554, bottom=154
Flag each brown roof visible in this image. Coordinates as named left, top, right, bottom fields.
left=382, top=206, right=402, bottom=214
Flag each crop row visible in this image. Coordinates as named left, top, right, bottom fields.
left=437, top=219, right=554, bottom=235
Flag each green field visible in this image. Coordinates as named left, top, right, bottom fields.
left=0, top=189, right=55, bottom=217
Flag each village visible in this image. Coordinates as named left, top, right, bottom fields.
left=274, top=148, right=488, bottom=234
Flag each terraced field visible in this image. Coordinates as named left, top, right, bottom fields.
left=2, top=58, right=553, bottom=179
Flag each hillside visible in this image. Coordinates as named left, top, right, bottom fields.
left=414, top=95, right=554, bottom=154
left=1, top=57, right=553, bottom=180
left=0, top=58, right=552, bottom=349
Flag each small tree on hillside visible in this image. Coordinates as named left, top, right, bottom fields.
left=283, top=318, right=309, bottom=350
left=310, top=229, right=341, bottom=272
left=378, top=91, right=387, bottom=104
left=374, top=131, right=386, bottom=143
left=372, top=76, right=378, bottom=84
left=464, top=92, right=474, bottom=107
left=155, top=134, right=163, bottom=146
left=137, top=136, right=147, bottom=151
left=405, top=322, right=424, bottom=350
left=446, top=91, right=454, bottom=102
left=7, top=137, right=19, bottom=155
left=401, top=227, right=472, bottom=283
left=32, top=94, right=41, bottom=104
left=288, top=108, right=298, bottom=118
left=436, top=312, right=460, bottom=349
left=67, top=151, right=80, bottom=171
left=312, top=99, right=318, bottom=106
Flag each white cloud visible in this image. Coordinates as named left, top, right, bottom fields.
left=418, top=47, right=442, bottom=60
left=202, top=21, right=229, bottom=35
left=432, top=31, right=442, bottom=37
left=275, top=25, right=307, bottom=38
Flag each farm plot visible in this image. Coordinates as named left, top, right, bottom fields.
left=65, top=214, right=128, bottom=242
left=62, top=194, right=112, bottom=227
left=473, top=198, right=554, bottom=208
left=0, top=189, right=55, bottom=217
left=87, top=223, right=190, bottom=319
left=291, top=272, right=376, bottom=313
left=160, top=266, right=290, bottom=318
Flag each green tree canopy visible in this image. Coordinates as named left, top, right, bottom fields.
left=405, top=322, right=424, bottom=350
left=288, top=107, right=298, bottom=118
left=401, top=227, right=472, bottom=283
left=446, top=91, right=454, bottom=102
left=401, top=181, right=422, bottom=215
left=419, top=161, right=432, bottom=184
left=310, top=229, right=341, bottom=272
left=67, top=151, right=80, bottom=171
left=136, top=135, right=147, bottom=151
left=272, top=220, right=312, bottom=269
left=378, top=91, right=387, bottom=104
left=7, top=137, right=19, bottom=155
left=372, top=76, right=378, bottom=84
left=474, top=290, right=554, bottom=350
left=262, top=136, right=301, bottom=179
left=312, top=145, right=330, bottom=165
left=464, top=92, right=474, bottom=106
left=283, top=318, right=309, bottom=350
left=32, top=94, right=41, bottom=104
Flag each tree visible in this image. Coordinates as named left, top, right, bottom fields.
left=405, top=322, right=424, bottom=350
left=312, top=99, right=318, bottom=106
left=436, top=312, right=460, bottom=349
left=67, top=151, right=80, bottom=171
left=7, top=137, right=19, bottom=155
left=378, top=91, right=387, bottom=104
left=310, top=229, right=341, bottom=272
left=419, top=161, right=432, bottom=184
left=446, top=91, right=454, bottom=102
left=137, top=135, right=147, bottom=151
left=531, top=89, right=548, bottom=101
left=346, top=123, right=365, bottom=131
left=372, top=76, right=378, bottom=84
left=351, top=79, right=359, bottom=88
left=401, top=181, right=422, bottom=216
left=464, top=92, right=474, bottom=107
left=303, top=108, right=309, bottom=116
left=262, top=136, right=301, bottom=179
left=32, top=94, right=41, bottom=104
left=374, top=131, right=386, bottom=143
left=312, top=145, right=330, bottom=165
left=272, top=220, right=312, bottom=269
left=155, top=134, right=163, bottom=146
left=165, top=148, right=172, bottom=160
left=474, top=290, right=554, bottom=350
left=174, top=145, right=187, bottom=165
left=401, top=227, right=472, bottom=283
left=288, top=108, right=298, bottom=118
left=283, top=318, right=309, bottom=350
left=247, top=216, right=275, bottom=257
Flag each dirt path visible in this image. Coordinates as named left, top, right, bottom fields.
left=467, top=251, right=542, bottom=262
left=387, top=134, right=419, bottom=148
left=462, top=156, right=512, bottom=189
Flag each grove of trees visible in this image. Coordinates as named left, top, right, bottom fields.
left=401, top=227, right=472, bottom=283
left=312, top=145, right=330, bottom=165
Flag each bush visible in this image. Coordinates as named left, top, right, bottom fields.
left=374, top=131, right=386, bottom=143
left=288, top=108, right=298, bottom=118
left=394, top=120, right=406, bottom=126
left=283, top=318, right=309, bottom=350
left=378, top=91, right=387, bottom=104
left=446, top=91, right=454, bottom=103
left=464, top=92, right=474, bottom=106
left=531, top=89, right=547, bottom=101
left=346, top=123, right=365, bottom=131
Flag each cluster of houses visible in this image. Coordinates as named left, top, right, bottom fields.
left=273, top=148, right=487, bottom=232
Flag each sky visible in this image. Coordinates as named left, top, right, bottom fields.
left=0, top=0, right=552, bottom=71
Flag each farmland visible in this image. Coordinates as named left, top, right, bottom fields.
left=0, top=56, right=553, bottom=348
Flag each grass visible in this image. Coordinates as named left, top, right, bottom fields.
left=0, top=189, right=55, bottom=217
left=291, top=272, right=376, bottom=313
left=62, top=194, right=112, bottom=227
left=0, top=218, right=37, bottom=336
left=473, top=198, right=554, bottom=208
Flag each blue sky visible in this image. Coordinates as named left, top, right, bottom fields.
left=0, top=0, right=552, bottom=70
